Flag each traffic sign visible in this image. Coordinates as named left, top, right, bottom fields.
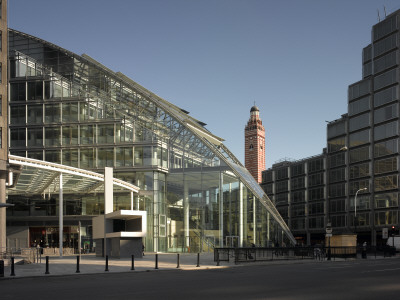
left=383, top=228, right=388, bottom=239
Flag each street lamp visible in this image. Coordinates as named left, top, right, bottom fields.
left=354, top=187, right=367, bottom=235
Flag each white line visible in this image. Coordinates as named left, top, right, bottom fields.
left=363, top=268, right=400, bottom=273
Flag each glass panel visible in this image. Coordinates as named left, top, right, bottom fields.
left=80, top=125, right=95, bottom=144
left=62, top=149, right=79, bottom=167
left=45, top=127, right=61, bottom=146
left=374, top=103, right=398, bottom=124
left=375, top=192, right=398, bottom=208
left=27, top=104, right=43, bottom=124
left=115, top=147, right=133, bottom=167
left=349, top=129, right=370, bottom=147
left=27, top=127, right=43, bottom=146
left=44, top=103, right=61, bottom=123
left=349, top=113, right=370, bottom=132
left=80, top=148, right=95, bottom=168
left=374, top=121, right=398, bottom=140
left=62, top=125, right=78, bottom=145
left=98, top=148, right=114, bottom=167
left=374, top=175, right=398, bottom=192
left=374, top=139, right=398, bottom=158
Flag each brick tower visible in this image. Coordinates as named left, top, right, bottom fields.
left=245, top=105, right=265, bottom=183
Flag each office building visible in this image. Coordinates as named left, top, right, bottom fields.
left=262, top=10, right=400, bottom=247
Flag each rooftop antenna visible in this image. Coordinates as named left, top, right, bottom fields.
left=384, top=6, right=387, bottom=18
left=377, top=9, right=381, bottom=22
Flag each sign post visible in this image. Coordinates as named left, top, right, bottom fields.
left=326, top=223, right=332, bottom=260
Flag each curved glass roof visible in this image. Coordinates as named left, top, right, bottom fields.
left=8, top=29, right=295, bottom=245
left=8, top=155, right=139, bottom=195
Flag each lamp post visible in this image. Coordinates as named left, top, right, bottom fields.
left=354, top=187, right=367, bottom=236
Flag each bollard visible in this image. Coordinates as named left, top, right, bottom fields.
left=216, top=252, right=220, bottom=266
left=105, top=255, right=109, bottom=272
left=196, top=253, right=200, bottom=267
left=131, top=255, right=135, bottom=271
left=155, top=254, right=158, bottom=269
left=45, top=256, right=50, bottom=274
left=76, top=255, right=80, bottom=273
left=10, top=257, right=15, bottom=276
left=0, top=260, right=4, bottom=278
left=176, top=254, right=180, bottom=268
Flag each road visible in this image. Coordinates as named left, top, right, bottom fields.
left=2, top=259, right=400, bottom=299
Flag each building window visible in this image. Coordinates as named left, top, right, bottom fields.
left=0, top=128, right=2, bottom=148
left=0, top=95, right=2, bottom=116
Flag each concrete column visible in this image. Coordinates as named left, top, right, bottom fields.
left=239, top=182, right=244, bottom=247
left=153, top=172, right=159, bottom=253
left=219, top=172, right=224, bottom=247
left=104, top=167, right=113, bottom=214
left=183, top=181, right=190, bottom=249
left=131, top=192, right=134, bottom=210
left=104, top=167, right=113, bottom=257
left=59, top=173, right=63, bottom=257
left=0, top=172, right=7, bottom=251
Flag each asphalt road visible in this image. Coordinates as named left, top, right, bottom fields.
left=2, top=259, right=400, bottom=299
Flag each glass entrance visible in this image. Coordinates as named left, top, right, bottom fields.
left=226, top=235, right=239, bottom=247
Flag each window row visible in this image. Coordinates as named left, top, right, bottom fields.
left=10, top=146, right=169, bottom=169
left=9, top=123, right=153, bottom=147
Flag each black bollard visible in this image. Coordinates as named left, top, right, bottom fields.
left=131, top=255, right=135, bottom=271
left=196, top=253, right=200, bottom=267
left=10, top=257, right=15, bottom=276
left=76, top=255, right=80, bottom=273
left=105, top=255, right=109, bottom=272
left=155, top=254, right=158, bottom=269
left=0, top=260, right=4, bottom=277
left=45, top=256, right=50, bottom=274
left=177, top=254, right=180, bottom=268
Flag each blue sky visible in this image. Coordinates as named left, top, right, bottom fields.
left=8, top=0, right=400, bottom=168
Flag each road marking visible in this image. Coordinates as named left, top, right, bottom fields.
left=363, top=268, right=400, bottom=273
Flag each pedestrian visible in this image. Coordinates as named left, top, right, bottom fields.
left=362, top=242, right=367, bottom=259
left=142, top=243, right=145, bottom=256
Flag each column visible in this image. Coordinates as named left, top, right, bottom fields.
left=59, top=173, right=63, bottom=257
left=253, top=196, right=256, bottom=245
left=0, top=171, right=7, bottom=251
left=104, top=167, right=113, bottom=257
left=183, top=181, right=190, bottom=249
left=239, top=182, right=244, bottom=247
left=219, top=172, right=224, bottom=247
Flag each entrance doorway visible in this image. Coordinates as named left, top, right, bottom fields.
left=225, top=236, right=239, bottom=248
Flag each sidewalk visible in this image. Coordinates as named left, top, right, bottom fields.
left=1, top=252, right=224, bottom=278
left=1, top=252, right=397, bottom=279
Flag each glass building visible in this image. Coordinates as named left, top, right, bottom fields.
left=262, top=9, right=400, bottom=247
left=5, top=29, right=295, bottom=252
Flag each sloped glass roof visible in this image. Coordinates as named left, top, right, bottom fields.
left=8, top=155, right=139, bottom=196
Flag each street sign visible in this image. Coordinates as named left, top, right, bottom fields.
left=326, top=222, right=332, bottom=234
left=325, top=233, right=332, bottom=237
left=383, top=228, right=388, bottom=239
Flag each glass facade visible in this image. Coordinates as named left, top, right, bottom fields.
left=6, top=29, right=294, bottom=252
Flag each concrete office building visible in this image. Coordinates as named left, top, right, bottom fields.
left=261, top=9, right=400, bottom=247
left=4, top=27, right=295, bottom=253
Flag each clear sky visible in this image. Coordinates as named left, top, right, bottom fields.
left=8, top=0, right=400, bottom=168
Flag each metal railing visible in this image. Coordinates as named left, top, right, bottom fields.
left=0, top=247, right=40, bottom=265
left=214, top=245, right=397, bottom=264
